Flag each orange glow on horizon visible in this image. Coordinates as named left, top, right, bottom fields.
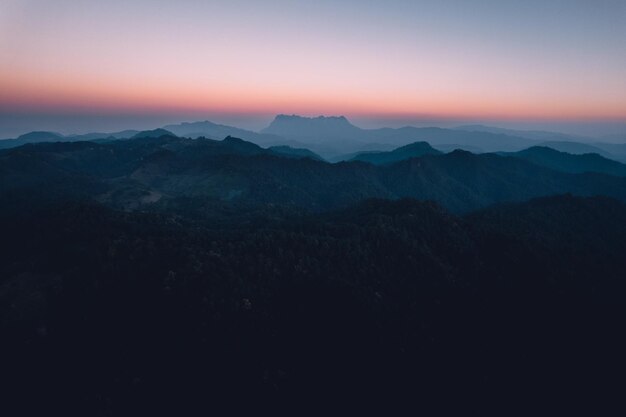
left=2, top=70, right=625, bottom=122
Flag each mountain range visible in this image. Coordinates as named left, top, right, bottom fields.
left=3, top=115, right=625, bottom=162
left=3, top=132, right=626, bottom=215
left=3, top=120, right=626, bottom=414
left=502, top=146, right=626, bottom=177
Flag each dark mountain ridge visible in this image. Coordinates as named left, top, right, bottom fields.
left=340, top=140, right=626, bottom=177
left=4, top=135, right=626, bottom=215
left=503, top=146, right=626, bottom=176
left=0, top=129, right=142, bottom=150
left=537, top=140, right=613, bottom=157
left=131, top=128, right=176, bottom=139
left=267, top=145, right=325, bottom=161
left=349, top=141, right=442, bottom=165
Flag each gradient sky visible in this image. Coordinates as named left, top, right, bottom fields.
left=1, top=0, right=625, bottom=137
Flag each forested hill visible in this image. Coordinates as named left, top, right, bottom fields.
left=2, top=195, right=626, bottom=414
left=3, top=134, right=626, bottom=413
left=3, top=135, right=626, bottom=214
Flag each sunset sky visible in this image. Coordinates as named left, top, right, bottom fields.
left=1, top=0, right=625, bottom=137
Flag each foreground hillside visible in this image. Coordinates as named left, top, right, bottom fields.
left=2, top=135, right=626, bottom=413
left=1, top=195, right=625, bottom=414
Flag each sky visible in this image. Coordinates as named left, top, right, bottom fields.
left=1, top=0, right=625, bottom=138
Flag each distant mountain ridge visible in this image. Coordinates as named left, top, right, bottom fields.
left=0, top=129, right=140, bottom=149
left=262, top=114, right=361, bottom=137
left=0, top=131, right=64, bottom=149
left=3, top=116, right=625, bottom=163
left=455, top=124, right=593, bottom=143
left=163, top=120, right=283, bottom=145
left=16, top=131, right=64, bottom=142
left=454, top=124, right=626, bottom=163
left=260, top=115, right=539, bottom=155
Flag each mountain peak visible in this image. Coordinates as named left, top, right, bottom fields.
left=349, top=141, right=441, bottom=165
left=262, top=114, right=359, bottom=138
left=221, top=136, right=264, bottom=154
left=273, top=114, right=349, bottom=122
left=223, top=135, right=248, bottom=144
left=131, top=128, right=176, bottom=139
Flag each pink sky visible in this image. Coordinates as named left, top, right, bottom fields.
left=1, top=0, right=625, bottom=135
